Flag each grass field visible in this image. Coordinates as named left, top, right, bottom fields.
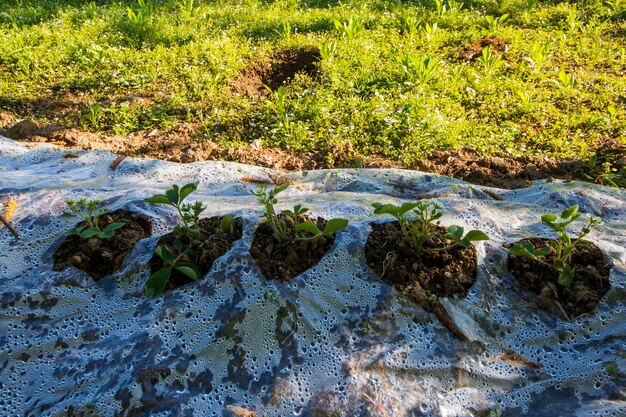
left=1, top=0, right=625, bottom=173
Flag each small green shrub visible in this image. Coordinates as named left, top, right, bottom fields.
left=64, top=199, right=125, bottom=239
left=508, top=205, right=600, bottom=285
left=144, top=182, right=208, bottom=296
left=372, top=200, right=489, bottom=252
left=252, top=184, right=348, bottom=242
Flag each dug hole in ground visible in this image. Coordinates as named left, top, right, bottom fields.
left=0, top=136, right=625, bottom=416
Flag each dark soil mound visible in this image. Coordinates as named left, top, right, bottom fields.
left=365, top=221, right=478, bottom=340
left=53, top=209, right=153, bottom=279
left=250, top=215, right=335, bottom=281
left=149, top=216, right=243, bottom=292
left=507, top=238, right=612, bottom=318
left=233, top=47, right=321, bottom=96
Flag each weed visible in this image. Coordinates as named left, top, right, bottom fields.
left=565, top=8, right=580, bottom=33
left=480, top=14, right=509, bottom=37
left=435, top=0, right=463, bottom=16
left=399, top=55, right=439, bottom=85
left=522, top=0, right=538, bottom=14
left=64, top=199, right=125, bottom=239
left=274, top=22, right=293, bottom=41
left=319, top=40, right=337, bottom=61
left=126, top=0, right=154, bottom=46
left=516, top=87, right=537, bottom=108
left=478, top=46, right=503, bottom=75
left=509, top=205, right=600, bottom=285
left=265, top=85, right=288, bottom=118
left=178, top=0, right=200, bottom=21
left=220, top=215, right=236, bottom=234
left=523, top=43, right=551, bottom=73
left=584, top=152, right=626, bottom=188
left=84, top=104, right=102, bottom=129
left=334, top=16, right=364, bottom=40
left=423, top=22, right=438, bottom=43
left=400, top=16, right=420, bottom=35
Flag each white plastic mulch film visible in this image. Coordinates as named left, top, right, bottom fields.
left=0, top=136, right=625, bottom=417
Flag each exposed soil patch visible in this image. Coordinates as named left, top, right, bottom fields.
left=53, top=209, right=153, bottom=280
left=149, top=216, right=243, bottom=292
left=507, top=238, right=612, bottom=318
left=2, top=118, right=624, bottom=190
left=232, top=47, right=321, bottom=96
left=365, top=221, right=478, bottom=340
left=250, top=215, right=336, bottom=281
left=458, top=36, right=508, bottom=61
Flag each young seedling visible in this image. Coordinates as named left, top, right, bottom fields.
left=251, top=184, right=348, bottom=242
left=251, top=184, right=289, bottom=241
left=145, top=239, right=201, bottom=297
left=282, top=204, right=309, bottom=228
left=508, top=205, right=600, bottom=285
left=434, top=225, right=490, bottom=251
left=220, top=215, right=236, bottom=234
left=144, top=182, right=205, bottom=238
left=295, top=218, right=349, bottom=241
left=372, top=200, right=488, bottom=252
left=65, top=199, right=125, bottom=239
left=144, top=182, right=214, bottom=296
left=372, top=200, right=442, bottom=251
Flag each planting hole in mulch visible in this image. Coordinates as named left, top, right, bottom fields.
left=149, top=216, right=243, bottom=292
left=365, top=222, right=478, bottom=340
left=233, top=47, right=321, bottom=96
left=507, top=238, right=612, bottom=319
left=53, top=209, right=153, bottom=280
left=250, top=215, right=335, bottom=281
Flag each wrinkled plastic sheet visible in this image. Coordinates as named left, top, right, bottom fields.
left=0, top=136, right=625, bottom=417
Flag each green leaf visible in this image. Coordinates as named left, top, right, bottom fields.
left=174, top=262, right=201, bottom=280
left=166, top=185, right=180, bottom=205
left=274, top=184, right=289, bottom=194
left=561, top=205, right=578, bottom=219
left=220, top=215, right=234, bottom=234
left=534, top=247, right=551, bottom=256
left=322, top=218, right=349, bottom=235
left=179, top=182, right=198, bottom=203
left=372, top=203, right=400, bottom=219
left=398, top=202, right=420, bottom=216
left=557, top=268, right=574, bottom=286
left=465, top=230, right=489, bottom=242
left=446, top=225, right=464, bottom=240
left=79, top=227, right=101, bottom=238
left=145, top=267, right=172, bottom=297
left=509, top=242, right=535, bottom=256
left=173, top=239, right=183, bottom=253
left=104, top=222, right=125, bottom=233
left=296, top=222, right=322, bottom=235
left=144, top=195, right=170, bottom=205
left=155, top=245, right=174, bottom=264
